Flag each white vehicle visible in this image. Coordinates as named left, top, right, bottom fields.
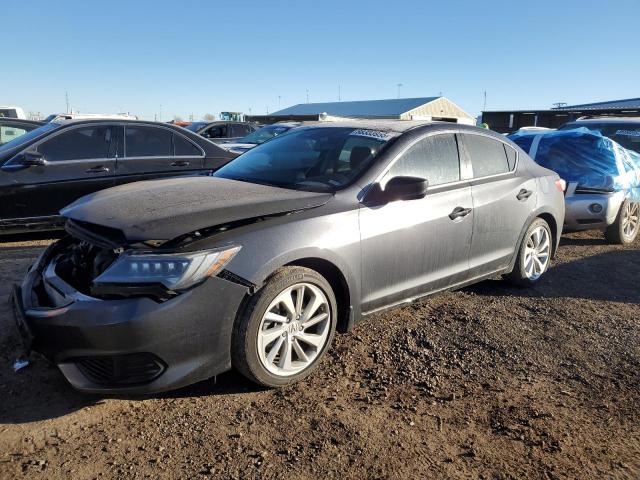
left=44, top=113, right=138, bottom=123
left=0, top=106, right=27, bottom=119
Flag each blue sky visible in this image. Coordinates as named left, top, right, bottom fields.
left=5, top=0, right=639, bottom=120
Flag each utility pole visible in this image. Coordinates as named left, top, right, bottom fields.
left=483, top=91, right=487, bottom=112
left=278, top=96, right=281, bottom=109
left=159, top=104, right=162, bottom=122
left=266, top=106, right=269, bottom=114
left=338, top=84, right=341, bottom=101
left=397, top=83, right=403, bottom=99
left=65, top=91, right=70, bottom=113
left=306, top=89, right=310, bottom=104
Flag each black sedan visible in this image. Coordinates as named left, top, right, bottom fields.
left=0, top=119, right=237, bottom=234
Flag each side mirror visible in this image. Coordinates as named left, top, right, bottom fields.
left=1, top=150, right=47, bottom=172
left=365, top=176, right=429, bottom=204
left=22, top=151, right=47, bottom=167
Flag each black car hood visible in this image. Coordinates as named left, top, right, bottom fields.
left=61, top=176, right=333, bottom=241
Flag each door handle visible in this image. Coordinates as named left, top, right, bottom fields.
left=516, top=189, right=533, bottom=201
left=85, top=165, right=109, bottom=173
left=449, top=206, right=472, bottom=220
left=170, top=160, right=190, bottom=167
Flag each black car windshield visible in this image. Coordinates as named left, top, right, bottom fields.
left=560, top=122, right=640, bottom=154
left=0, top=122, right=59, bottom=153
left=214, top=127, right=396, bottom=192
left=185, top=122, right=209, bottom=132
left=237, top=125, right=293, bottom=145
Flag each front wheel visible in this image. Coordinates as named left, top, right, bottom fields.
left=605, top=200, right=639, bottom=245
left=505, top=218, right=552, bottom=287
left=232, top=266, right=337, bottom=387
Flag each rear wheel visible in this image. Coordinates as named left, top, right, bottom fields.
left=605, top=200, right=639, bottom=245
left=232, top=266, right=337, bottom=387
left=506, top=218, right=552, bottom=287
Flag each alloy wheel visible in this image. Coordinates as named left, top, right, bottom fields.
left=622, top=202, right=639, bottom=239
left=524, top=226, right=550, bottom=280
left=257, top=282, right=331, bottom=377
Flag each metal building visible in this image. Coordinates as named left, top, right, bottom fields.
left=482, top=98, right=640, bottom=133
left=248, top=97, right=475, bottom=125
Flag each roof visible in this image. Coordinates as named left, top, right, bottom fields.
left=295, top=119, right=437, bottom=133
left=271, top=97, right=441, bottom=117
left=565, top=117, right=640, bottom=124
left=555, top=98, right=640, bottom=111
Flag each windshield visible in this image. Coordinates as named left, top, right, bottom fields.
left=185, top=122, right=209, bottom=132
left=0, top=122, right=59, bottom=153
left=237, top=125, right=293, bottom=145
left=560, top=122, right=640, bottom=154
left=214, top=127, right=396, bottom=192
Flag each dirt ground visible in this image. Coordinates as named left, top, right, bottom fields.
left=0, top=230, right=638, bottom=479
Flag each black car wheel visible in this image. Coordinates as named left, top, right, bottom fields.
left=232, top=266, right=337, bottom=387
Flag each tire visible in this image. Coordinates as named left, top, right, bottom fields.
left=604, top=200, right=639, bottom=245
left=505, top=218, right=553, bottom=287
left=232, top=266, right=337, bottom=387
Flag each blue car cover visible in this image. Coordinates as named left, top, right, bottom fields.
left=509, top=128, right=640, bottom=202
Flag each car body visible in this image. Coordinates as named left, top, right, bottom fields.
left=0, top=118, right=44, bottom=145
left=13, top=121, right=564, bottom=394
left=510, top=127, right=640, bottom=243
left=559, top=117, right=640, bottom=154
left=218, top=122, right=302, bottom=155
left=184, top=121, right=259, bottom=143
left=0, top=105, right=27, bottom=119
left=0, top=119, right=237, bottom=234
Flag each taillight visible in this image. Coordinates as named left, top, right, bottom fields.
left=555, top=179, right=566, bottom=192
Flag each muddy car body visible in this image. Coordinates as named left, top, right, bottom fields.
left=13, top=121, right=565, bottom=393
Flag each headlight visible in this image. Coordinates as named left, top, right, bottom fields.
left=94, top=246, right=241, bottom=290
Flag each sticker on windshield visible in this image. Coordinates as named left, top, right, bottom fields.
left=616, top=129, right=640, bottom=137
left=349, top=129, right=394, bottom=140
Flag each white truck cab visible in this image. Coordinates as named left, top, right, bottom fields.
left=0, top=106, right=27, bottom=119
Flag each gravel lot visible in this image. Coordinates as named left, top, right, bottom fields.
left=0, top=230, right=638, bottom=479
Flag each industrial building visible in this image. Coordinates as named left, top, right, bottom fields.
left=248, top=96, right=475, bottom=125
left=482, top=98, right=640, bottom=133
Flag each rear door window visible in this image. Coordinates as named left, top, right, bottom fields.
left=174, top=134, right=202, bottom=156
left=125, top=126, right=173, bottom=157
left=462, top=134, right=511, bottom=178
left=231, top=124, right=252, bottom=137
left=38, top=126, right=114, bottom=161
left=389, top=133, right=461, bottom=186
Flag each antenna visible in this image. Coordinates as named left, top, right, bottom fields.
left=397, top=83, right=403, bottom=99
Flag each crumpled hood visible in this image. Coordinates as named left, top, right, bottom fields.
left=61, top=176, right=333, bottom=241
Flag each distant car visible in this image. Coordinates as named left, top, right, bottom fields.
left=218, top=122, right=301, bottom=154
left=0, top=119, right=237, bottom=234
left=559, top=117, right=640, bottom=154
left=0, top=106, right=27, bottom=119
left=184, top=121, right=259, bottom=143
left=12, top=121, right=564, bottom=394
left=43, top=113, right=138, bottom=123
left=510, top=128, right=640, bottom=244
left=0, top=118, right=44, bottom=146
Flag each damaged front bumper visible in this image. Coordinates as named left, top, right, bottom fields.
left=13, top=240, right=249, bottom=394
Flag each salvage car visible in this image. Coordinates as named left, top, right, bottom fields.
left=559, top=116, right=640, bottom=154
left=218, top=122, right=301, bottom=155
left=184, top=121, right=259, bottom=143
left=510, top=128, right=640, bottom=244
left=0, top=119, right=237, bottom=234
left=12, top=121, right=564, bottom=393
left=0, top=118, right=44, bottom=145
